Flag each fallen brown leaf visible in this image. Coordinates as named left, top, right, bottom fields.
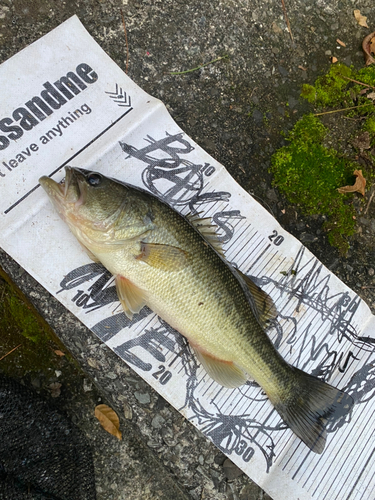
left=95, top=404, right=122, bottom=440
left=351, top=132, right=371, bottom=151
left=54, top=350, right=65, bottom=357
left=336, top=39, right=346, bottom=47
left=354, top=9, right=369, bottom=29
left=362, top=32, right=375, bottom=65
left=331, top=56, right=338, bottom=64
left=338, top=170, right=366, bottom=196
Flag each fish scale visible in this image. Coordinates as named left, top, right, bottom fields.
left=125, top=198, right=268, bottom=366
left=39, top=166, right=354, bottom=454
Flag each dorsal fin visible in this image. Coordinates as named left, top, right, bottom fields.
left=186, top=213, right=225, bottom=256
left=235, top=269, right=278, bottom=328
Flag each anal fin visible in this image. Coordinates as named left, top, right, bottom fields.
left=115, top=275, right=147, bottom=320
left=191, top=346, right=247, bottom=388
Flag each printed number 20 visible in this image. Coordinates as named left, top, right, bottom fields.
left=268, top=230, right=284, bottom=246
left=152, top=365, right=172, bottom=385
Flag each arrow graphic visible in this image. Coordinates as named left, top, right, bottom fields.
left=105, top=84, right=132, bottom=107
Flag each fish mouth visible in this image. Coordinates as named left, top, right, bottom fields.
left=39, top=166, right=86, bottom=215
left=65, top=166, right=87, bottom=206
left=63, top=166, right=74, bottom=198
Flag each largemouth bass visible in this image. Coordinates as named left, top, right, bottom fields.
left=40, top=167, right=354, bottom=453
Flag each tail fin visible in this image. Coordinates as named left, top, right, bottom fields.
left=272, top=367, right=354, bottom=453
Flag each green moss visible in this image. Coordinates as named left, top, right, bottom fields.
left=301, top=62, right=375, bottom=120
left=363, top=116, right=375, bottom=145
left=0, top=273, right=68, bottom=377
left=356, top=65, right=375, bottom=86
left=324, top=201, right=356, bottom=254
left=4, top=295, right=42, bottom=343
left=284, top=113, right=326, bottom=145
left=271, top=62, right=375, bottom=254
left=300, top=63, right=354, bottom=107
left=271, top=114, right=356, bottom=254
left=300, top=63, right=375, bottom=120
left=300, top=84, right=316, bottom=103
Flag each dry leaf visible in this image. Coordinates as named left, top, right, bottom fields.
left=331, top=56, right=338, bottom=64
left=95, top=404, right=122, bottom=440
left=298, top=65, right=307, bottom=71
left=337, top=170, right=366, bottom=196
left=271, top=21, right=282, bottom=34
left=351, top=132, right=371, bottom=151
left=367, top=92, right=375, bottom=100
left=54, top=349, right=65, bottom=357
left=49, top=382, right=62, bottom=398
left=354, top=9, right=369, bottom=28
left=336, top=39, right=346, bottom=47
left=362, top=32, right=375, bottom=65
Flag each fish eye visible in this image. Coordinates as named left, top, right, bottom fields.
left=87, top=173, right=102, bottom=186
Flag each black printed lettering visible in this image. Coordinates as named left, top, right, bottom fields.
left=0, top=118, right=23, bottom=141
left=0, top=63, right=98, bottom=151
left=76, top=63, right=98, bottom=84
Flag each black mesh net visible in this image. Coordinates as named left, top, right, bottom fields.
left=0, top=374, right=96, bottom=500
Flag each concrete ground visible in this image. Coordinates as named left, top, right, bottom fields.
left=1, top=0, right=375, bottom=499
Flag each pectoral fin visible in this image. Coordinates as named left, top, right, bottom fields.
left=236, top=270, right=277, bottom=328
left=192, top=346, right=248, bottom=388
left=136, top=242, right=188, bottom=271
left=115, top=275, right=147, bottom=320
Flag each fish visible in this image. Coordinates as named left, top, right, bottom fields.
left=39, top=166, right=354, bottom=453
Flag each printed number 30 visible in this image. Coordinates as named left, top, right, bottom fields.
left=268, top=230, right=284, bottom=246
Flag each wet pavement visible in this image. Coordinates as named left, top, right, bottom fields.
left=1, top=0, right=375, bottom=498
